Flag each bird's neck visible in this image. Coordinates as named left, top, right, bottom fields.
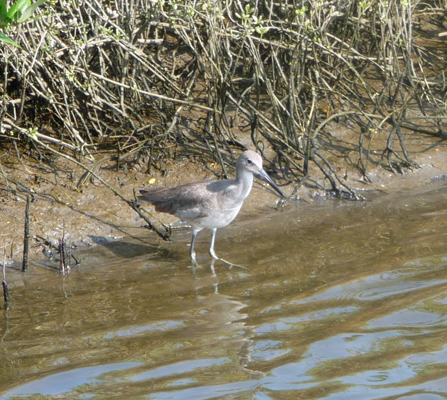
left=236, top=170, right=254, bottom=200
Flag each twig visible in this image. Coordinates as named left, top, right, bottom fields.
left=22, top=195, right=30, bottom=272
left=2, top=244, right=9, bottom=308
left=88, top=71, right=216, bottom=113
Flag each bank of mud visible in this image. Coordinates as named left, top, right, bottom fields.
left=1, top=129, right=447, bottom=268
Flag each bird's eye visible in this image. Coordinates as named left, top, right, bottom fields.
left=247, top=159, right=253, bottom=165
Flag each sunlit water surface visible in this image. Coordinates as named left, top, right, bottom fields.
left=2, top=180, right=447, bottom=399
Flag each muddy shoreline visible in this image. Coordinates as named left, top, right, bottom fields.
left=1, top=132, right=446, bottom=268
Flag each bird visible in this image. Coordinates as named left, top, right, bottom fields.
left=138, top=150, right=285, bottom=266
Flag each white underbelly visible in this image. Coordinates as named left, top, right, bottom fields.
left=179, top=206, right=243, bottom=229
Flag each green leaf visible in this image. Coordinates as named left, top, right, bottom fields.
left=16, top=0, right=31, bottom=12
left=7, top=0, right=30, bottom=22
left=0, top=30, right=20, bottom=47
left=6, top=2, right=20, bottom=21
left=18, top=0, right=45, bottom=23
left=0, top=0, right=7, bottom=22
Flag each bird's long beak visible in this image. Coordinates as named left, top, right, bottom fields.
left=257, top=169, right=285, bottom=197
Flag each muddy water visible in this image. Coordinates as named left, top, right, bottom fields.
left=2, top=179, right=447, bottom=399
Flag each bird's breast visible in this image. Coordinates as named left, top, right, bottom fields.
left=178, top=203, right=243, bottom=229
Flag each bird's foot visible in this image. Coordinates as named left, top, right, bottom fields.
left=190, top=253, right=203, bottom=269
left=212, top=256, right=248, bottom=270
left=190, top=259, right=204, bottom=270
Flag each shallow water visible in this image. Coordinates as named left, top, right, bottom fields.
left=2, top=179, right=447, bottom=399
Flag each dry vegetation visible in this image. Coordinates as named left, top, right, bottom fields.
left=1, top=0, right=447, bottom=199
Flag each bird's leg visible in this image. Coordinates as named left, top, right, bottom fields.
left=209, top=228, right=219, bottom=261
left=190, top=228, right=200, bottom=267
left=209, top=228, right=247, bottom=270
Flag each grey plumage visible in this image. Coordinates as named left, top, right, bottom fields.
left=139, top=150, right=284, bottom=266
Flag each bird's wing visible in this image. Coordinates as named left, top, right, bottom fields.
left=138, top=180, right=214, bottom=217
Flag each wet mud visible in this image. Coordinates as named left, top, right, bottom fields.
left=1, top=127, right=447, bottom=398
left=2, top=175, right=447, bottom=398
